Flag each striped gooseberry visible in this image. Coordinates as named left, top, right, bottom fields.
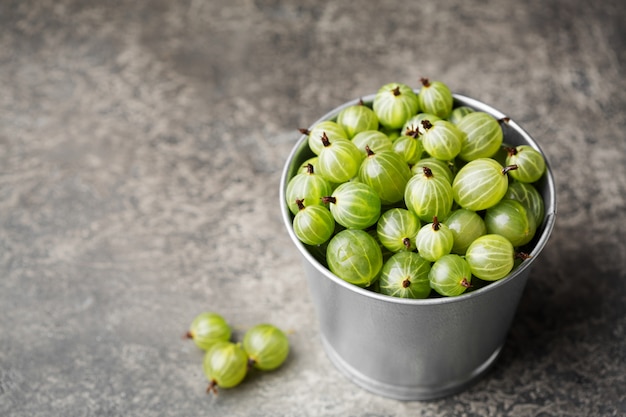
left=428, top=254, right=472, bottom=297
left=336, top=99, right=379, bottom=139
left=351, top=129, right=393, bottom=156
left=464, top=234, right=515, bottom=281
left=456, top=111, right=503, bottom=161
left=402, top=112, right=441, bottom=136
left=376, top=208, right=420, bottom=252
left=404, top=166, right=454, bottom=222
left=378, top=251, right=431, bottom=299
left=505, top=145, right=546, bottom=183
left=203, top=341, right=248, bottom=394
left=243, top=323, right=290, bottom=371
left=292, top=199, right=335, bottom=246
left=415, top=216, right=454, bottom=262
left=185, top=312, right=232, bottom=351
left=445, top=208, right=487, bottom=255
left=285, top=163, right=333, bottom=215
left=372, top=82, right=420, bottom=130
left=484, top=199, right=536, bottom=247
left=316, top=134, right=363, bottom=183
left=322, top=181, right=381, bottom=230
left=411, top=157, right=455, bottom=184
left=452, top=157, right=516, bottom=211
left=417, top=78, right=454, bottom=119
left=505, top=181, right=545, bottom=228
left=419, top=119, right=463, bottom=161
left=300, top=120, right=348, bottom=156
left=448, top=105, right=474, bottom=125
left=392, top=127, right=424, bottom=164
left=326, top=229, right=383, bottom=287
left=358, top=146, right=412, bottom=205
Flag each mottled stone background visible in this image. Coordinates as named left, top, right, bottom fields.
left=0, top=0, right=624, bottom=416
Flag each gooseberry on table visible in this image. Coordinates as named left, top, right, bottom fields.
left=243, top=323, right=290, bottom=371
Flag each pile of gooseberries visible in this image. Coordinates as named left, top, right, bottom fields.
left=185, top=312, right=289, bottom=394
left=287, top=78, right=547, bottom=298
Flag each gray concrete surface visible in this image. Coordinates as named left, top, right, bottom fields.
left=1, top=0, right=624, bottom=416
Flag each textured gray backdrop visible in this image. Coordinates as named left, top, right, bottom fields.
left=0, top=0, right=624, bottom=416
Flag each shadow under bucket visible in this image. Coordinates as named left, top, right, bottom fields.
left=280, top=93, right=557, bottom=401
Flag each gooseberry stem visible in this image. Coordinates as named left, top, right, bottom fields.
left=432, top=216, right=441, bottom=231
left=320, top=132, right=331, bottom=147
left=392, top=86, right=401, bottom=96
left=296, top=199, right=306, bottom=211
left=402, top=279, right=411, bottom=288
left=365, top=145, right=375, bottom=157
left=321, top=196, right=336, bottom=205
left=502, top=165, right=518, bottom=175
left=515, top=252, right=531, bottom=260
left=298, top=128, right=311, bottom=135
left=422, top=166, right=433, bottom=178
left=207, top=381, right=219, bottom=395
left=421, top=119, right=433, bottom=131
left=504, top=146, right=518, bottom=156
left=460, top=278, right=471, bottom=288
left=402, top=237, right=411, bottom=250
left=405, top=124, right=421, bottom=138
left=183, top=331, right=193, bottom=340
left=420, top=77, right=431, bottom=87
left=306, top=163, right=315, bottom=174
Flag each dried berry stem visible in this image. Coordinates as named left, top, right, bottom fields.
left=420, top=77, right=431, bottom=87
left=432, top=216, right=441, bottom=231
left=502, top=165, right=518, bottom=175
left=402, top=278, right=411, bottom=288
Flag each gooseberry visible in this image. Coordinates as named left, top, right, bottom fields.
left=243, top=323, right=290, bottom=371
left=185, top=312, right=232, bottom=351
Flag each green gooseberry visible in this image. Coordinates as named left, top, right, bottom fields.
left=505, top=180, right=545, bottom=228
left=417, top=78, right=454, bottom=119
left=429, top=254, right=472, bottom=297
left=445, top=208, right=486, bottom=255
left=415, top=216, right=454, bottom=262
left=203, top=341, right=248, bottom=394
left=358, top=147, right=412, bottom=205
left=243, top=323, right=290, bottom=371
left=376, top=207, right=420, bottom=253
left=452, top=158, right=516, bottom=211
left=285, top=163, right=333, bottom=215
left=504, top=145, right=546, bottom=183
left=456, top=111, right=503, bottom=161
left=326, top=229, right=383, bottom=287
left=336, top=99, right=379, bottom=139
left=373, top=82, right=420, bottom=130
left=351, top=130, right=393, bottom=156
left=322, top=182, right=381, bottom=230
left=465, top=234, right=515, bottom=281
left=292, top=199, right=335, bottom=246
left=419, top=119, right=463, bottom=161
left=317, top=134, right=363, bottom=183
left=484, top=199, right=536, bottom=247
left=186, top=312, right=232, bottom=351
left=301, top=120, right=348, bottom=156
left=378, top=251, right=431, bottom=299
left=411, top=157, right=455, bottom=184
left=404, top=166, right=454, bottom=222
left=448, top=106, right=475, bottom=125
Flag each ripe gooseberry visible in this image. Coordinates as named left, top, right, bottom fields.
left=243, top=323, right=290, bottom=371
left=417, top=78, right=454, bottom=119
left=465, top=234, right=515, bottom=281
left=404, top=166, right=454, bottom=222
left=358, top=146, right=412, bottom=205
left=326, top=229, right=383, bottom=287
left=373, top=82, right=420, bottom=130
left=452, top=158, right=517, bottom=211
left=378, top=251, right=431, bottom=299
left=316, top=134, right=363, bottom=183
left=505, top=145, right=546, bottom=183
left=456, top=111, right=503, bottom=161
left=445, top=208, right=487, bottom=255
left=484, top=199, right=536, bottom=247
left=285, top=163, right=333, bottom=215
left=322, top=182, right=381, bottom=230
left=428, top=254, right=472, bottom=297
left=336, top=99, right=379, bottom=139
left=185, top=312, right=232, bottom=351
left=292, top=199, right=335, bottom=246
left=505, top=181, right=545, bottom=227
left=300, top=120, right=348, bottom=156
left=419, top=119, right=463, bottom=161
left=203, top=341, right=248, bottom=394
left=415, top=216, right=454, bottom=262
left=376, top=208, right=420, bottom=252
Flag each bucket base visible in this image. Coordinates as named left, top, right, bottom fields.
left=320, top=335, right=502, bottom=401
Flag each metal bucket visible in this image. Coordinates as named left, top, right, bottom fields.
left=279, top=93, right=557, bottom=400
